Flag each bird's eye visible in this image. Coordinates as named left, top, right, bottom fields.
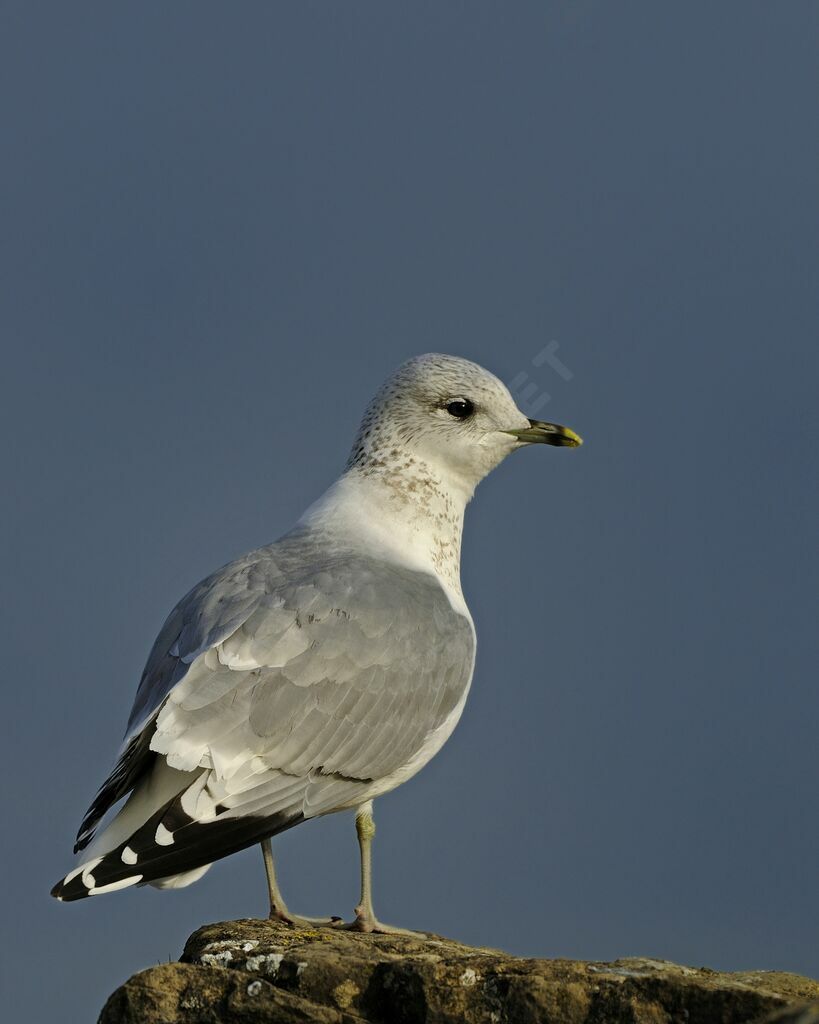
left=445, top=399, right=475, bottom=419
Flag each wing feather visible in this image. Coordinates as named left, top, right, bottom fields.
left=150, top=552, right=474, bottom=792
left=74, top=530, right=474, bottom=859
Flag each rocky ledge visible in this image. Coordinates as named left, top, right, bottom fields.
left=99, top=918, right=819, bottom=1024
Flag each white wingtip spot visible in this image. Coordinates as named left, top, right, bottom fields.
left=155, top=823, right=175, bottom=846
left=62, top=864, right=87, bottom=886
left=121, top=846, right=138, bottom=865
left=88, top=875, right=143, bottom=895
left=80, top=857, right=103, bottom=890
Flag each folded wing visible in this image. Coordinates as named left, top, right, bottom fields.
left=55, top=531, right=474, bottom=900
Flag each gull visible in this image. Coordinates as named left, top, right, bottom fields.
left=51, top=353, right=581, bottom=931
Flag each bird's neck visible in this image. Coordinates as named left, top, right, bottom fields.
left=299, top=458, right=470, bottom=601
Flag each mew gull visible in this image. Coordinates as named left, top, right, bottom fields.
left=51, top=353, right=581, bottom=931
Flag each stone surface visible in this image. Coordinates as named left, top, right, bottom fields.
left=762, top=1007, right=819, bottom=1024
left=98, top=918, right=819, bottom=1024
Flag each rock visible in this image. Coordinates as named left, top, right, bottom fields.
left=762, top=1007, right=819, bottom=1024
left=98, top=918, right=819, bottom=1024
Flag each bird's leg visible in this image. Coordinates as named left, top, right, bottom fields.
left=261, top=838, right=294, bottom=923
left=344, top=801, right=425, bottom=936
left=260, top=838, right=342, bottom=927
left=352, top=802, right=377, bottom=928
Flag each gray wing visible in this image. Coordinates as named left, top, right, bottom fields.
left=149, top=545, right=476, bottom=800
left=125, top=548, right=280, bottom=743
left=75, top=530, right=474, bottom=849
left=74, top=546, right=277, bottom=850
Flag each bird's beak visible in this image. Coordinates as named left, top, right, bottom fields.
left=504, top=418, right=583, bottom=448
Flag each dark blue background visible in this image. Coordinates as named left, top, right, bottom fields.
left=2, top=3, right=817, bottom=1020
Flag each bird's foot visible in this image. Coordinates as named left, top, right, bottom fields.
left=334, top=904, right=427, bottom=936
left=268, top=905, right=342, bottom=928
left=268, top=904, right=294, bottom=925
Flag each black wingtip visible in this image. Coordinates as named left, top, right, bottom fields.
left=50, top=875, right=76, bottom=902
left=53, top=805, right=306, bottom=905
left=72, top=728, right=158, bottom=856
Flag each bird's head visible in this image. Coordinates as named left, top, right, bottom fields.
left=347, top=353, right=582, bottom=498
